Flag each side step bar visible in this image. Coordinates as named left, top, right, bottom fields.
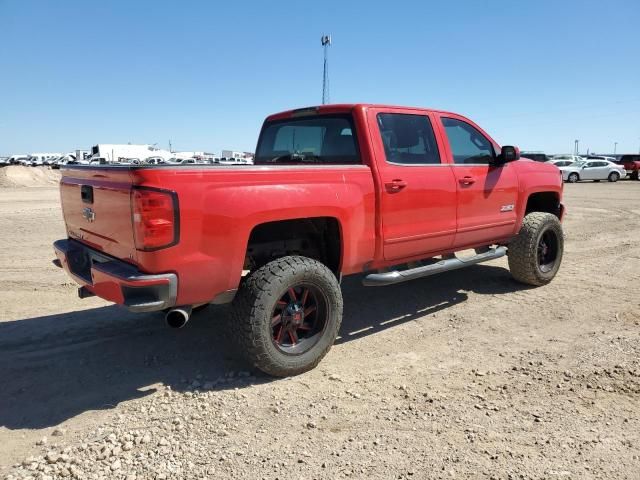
left=362, top=246, right=507, bottom=287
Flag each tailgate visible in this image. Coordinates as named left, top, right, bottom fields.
left=60, top=167, right=138, bottom=263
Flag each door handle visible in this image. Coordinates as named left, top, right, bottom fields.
left=385, top=179, right=407, bottom=193
left=459, top=176, right=476, bottom=185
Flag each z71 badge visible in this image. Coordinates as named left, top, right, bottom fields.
left=500, top=204, right=514, bottom=212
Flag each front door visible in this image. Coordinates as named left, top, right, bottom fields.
left=437, top=115, right=519, bottom=247
left=370, top=109, right=458, bottom=261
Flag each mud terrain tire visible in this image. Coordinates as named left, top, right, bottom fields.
left=231, top=256, right=343, bottom=377
left=508, top=212, right=563, bottom=286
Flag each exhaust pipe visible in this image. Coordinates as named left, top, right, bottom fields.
left=165, top=306, right=193, bottom=329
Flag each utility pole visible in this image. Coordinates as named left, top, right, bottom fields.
left=614, top=142, right=617, bottom=155
left=321, top=34, right=331, bottom=105
left=574, top=139, right=579, bottom=155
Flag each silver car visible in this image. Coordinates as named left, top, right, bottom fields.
left=560, top=160, right=626, bottom=183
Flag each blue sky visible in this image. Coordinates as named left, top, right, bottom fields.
left=1, top=0, right=639, bottom=156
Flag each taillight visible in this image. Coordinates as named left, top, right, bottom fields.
left=131, top=188, right=179, bottom=251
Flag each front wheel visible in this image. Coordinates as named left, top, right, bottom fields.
left=508, top=212, right=564, bottom=286
left=567, top=172, right=579, bottom=183
left=231, top=256, right=343, bottom=377
left=608, top=172, right=620, bottom=182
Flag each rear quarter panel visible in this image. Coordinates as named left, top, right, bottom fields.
left=133, top=165, right=376, bottom=306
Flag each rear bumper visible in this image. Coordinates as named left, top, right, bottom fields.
left=53, top=239, right=177, bottom=312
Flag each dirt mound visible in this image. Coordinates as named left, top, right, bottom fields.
left=0, top=166, right=61, bottom=187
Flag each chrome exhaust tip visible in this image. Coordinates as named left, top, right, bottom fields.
left=165, top=306, right=193, bottom=329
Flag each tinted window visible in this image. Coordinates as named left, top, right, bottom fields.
left=255, top=115, right=359, bottom=165
left=377, top=113, right=440, bottom=165
left=442, top=118, right=495, bottom=164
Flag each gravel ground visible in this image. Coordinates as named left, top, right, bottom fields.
left=1, top=180, right=639, bottom=479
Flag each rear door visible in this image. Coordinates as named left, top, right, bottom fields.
left=435, top=114, right=519, bottom=247
left=368, top=108, right=457, bottom=261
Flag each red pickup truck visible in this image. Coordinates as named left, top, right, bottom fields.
left=54, top=104, right=565, bottom=376
left=615, top=154, right=640, bottom=180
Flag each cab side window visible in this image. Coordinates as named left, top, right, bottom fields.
left=442, top=117, right=495, bottom=165
left=377, top=113, right=440, bottom=165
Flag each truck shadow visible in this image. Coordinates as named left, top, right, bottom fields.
left=0, top=264, right=526, bottom=430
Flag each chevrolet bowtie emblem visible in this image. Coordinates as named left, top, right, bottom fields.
left=82, top=207, right=95, bottom=222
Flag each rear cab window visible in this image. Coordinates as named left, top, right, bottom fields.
left=255, top=115, right=360, bottom=165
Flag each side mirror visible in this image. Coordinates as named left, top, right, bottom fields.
left=492, top=145, right=520, bottom=166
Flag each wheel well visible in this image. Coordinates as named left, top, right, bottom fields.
left=525, top=192, right=561, bottom=218
left=244, top=217, right=342, bottom=276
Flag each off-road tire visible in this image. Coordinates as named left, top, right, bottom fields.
left=608, top=172, right=620, bottom=182
left=508, top=212, right=563, bottom=286
left=231, top=256, right=343, bottom=377
left=631, top=171, right=639, bottom=181
left=567, top=172, right=579, bottom=183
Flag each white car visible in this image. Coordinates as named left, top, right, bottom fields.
left=552, top=154, right=584, bottom=163
left=547, top=159, right=574, bottom=168
left=560, top=160, right=626, bottom=183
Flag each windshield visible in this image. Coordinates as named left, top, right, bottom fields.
left=255, top=115, right=359, bottom=165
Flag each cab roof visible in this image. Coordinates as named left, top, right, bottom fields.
left=265, top=104, right=459, bottom=122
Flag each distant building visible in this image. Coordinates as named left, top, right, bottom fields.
left=222, top=150, right=254, bottom=160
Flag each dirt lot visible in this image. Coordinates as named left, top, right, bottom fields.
left=1, top=178, right=639, bottom=479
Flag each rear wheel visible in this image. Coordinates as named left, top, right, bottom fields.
left=567, top=172, right=579, bottom=183
left=631, top=171, right=639, bottom=181
left=508, top=212, right=563, bottom=286
left=608, top=171, right=620, bottom=182
left=231, top=256, right=342, bottom=377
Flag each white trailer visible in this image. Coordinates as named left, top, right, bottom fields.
left=89, top=144, right=173, bottom=163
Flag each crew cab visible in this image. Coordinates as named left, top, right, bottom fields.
left=53, top=104, right=565, bottom=376
left=615, top=154, right=640, bottom=180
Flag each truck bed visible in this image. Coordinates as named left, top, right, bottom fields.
left=59, top=163, right=377, bottom=306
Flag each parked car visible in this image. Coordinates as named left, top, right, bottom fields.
left=560, top=160, right=626, bottom=183
left=53, top=103, right=565, bottom=377
left=28, top=153, right=62, bottom=166
left=584, top=155, right=617, bottom=163
left=552, top=154, right=584, bottom=163
left=547, top=159, right=574, bottom=168
left=168, top=158, right=198, bottom=165
left=7, top=155, right=29, bottom=165
left=615, top=154, right=640, bottom=180
left=145, top=156, right=168, bottom=165
left=521, top=152, right=551, bottom=162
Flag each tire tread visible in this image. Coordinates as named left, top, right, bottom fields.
left=508, top=212, right=563, bottom=286
left=230, top=256, right=342, bottom=377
